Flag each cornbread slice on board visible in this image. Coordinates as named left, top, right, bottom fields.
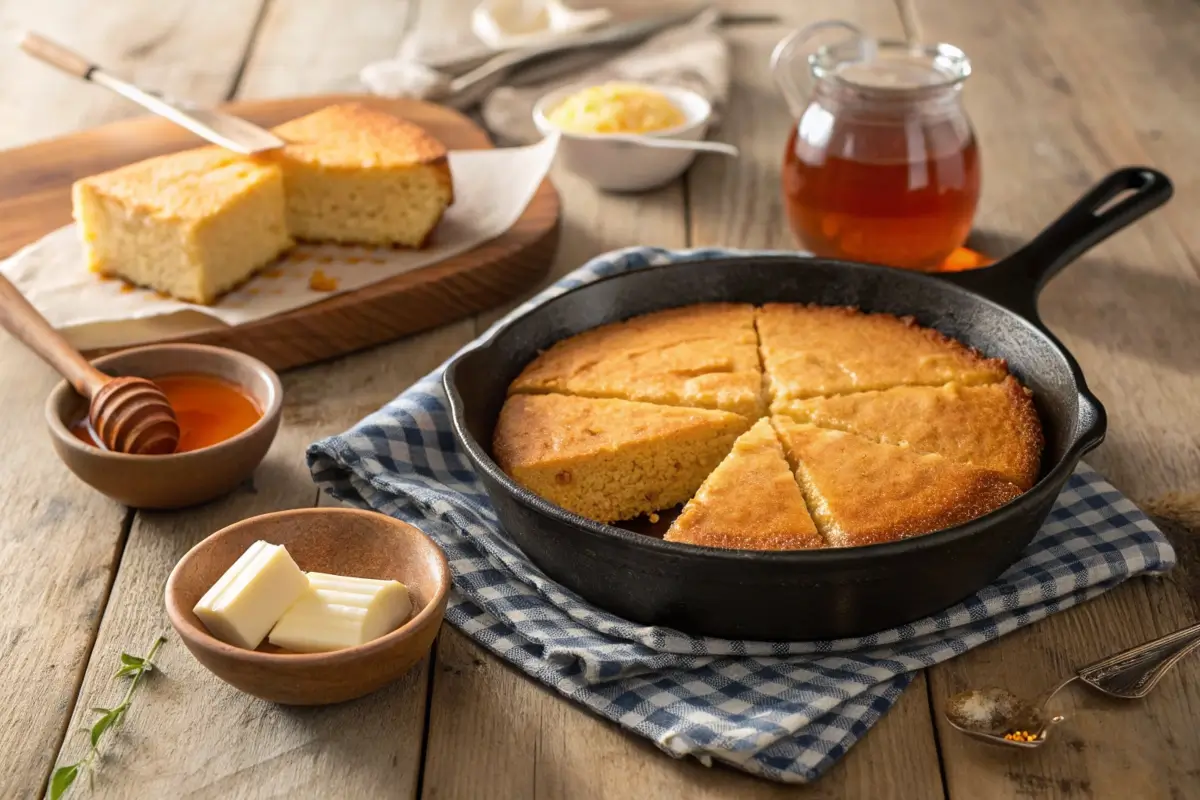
left=665, top=418, right=824, bottom=551
left=72, top=148, right=292, bottom=305
left=509, top=304, right=765, bottom=417
left=493, top=393, right=751, bottom=523
left=772, top=416, right=1022, bottom=548
left=774, top=377, right=1044, bottom=489
left=269, top=103, right=453, bottom=246
left=756, top=304, right=1008, bottom=403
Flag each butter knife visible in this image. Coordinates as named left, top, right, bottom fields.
left=19, top=31, right=285, bottom=154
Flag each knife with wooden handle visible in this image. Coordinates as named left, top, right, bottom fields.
left=18, top=31, right=285, bottom=154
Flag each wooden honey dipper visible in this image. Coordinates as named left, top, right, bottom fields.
left=0, top=274, right=180, bottom=455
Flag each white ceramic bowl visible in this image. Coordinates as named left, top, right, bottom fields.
left=533, top=83, right=713, bottom=193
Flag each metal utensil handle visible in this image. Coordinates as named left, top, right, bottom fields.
left=447, top=6, right=708, bottom=96
left=19, top=31, right=95, bottom=79
left=607, top=136, right=739, bottom=157
left=1077, top=621, right=1200, bottom=699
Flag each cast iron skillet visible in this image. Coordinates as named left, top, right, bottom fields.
left=444, top=167, right=1172, bottom=641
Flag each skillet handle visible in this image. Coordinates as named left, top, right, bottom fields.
left=941, top=167, right=1173, bottom=320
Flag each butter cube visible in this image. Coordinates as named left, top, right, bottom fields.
left=193, top=541, right=308, bottom=650
left=268, top=572, right=412, bottom=653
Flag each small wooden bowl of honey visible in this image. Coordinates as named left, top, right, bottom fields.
left=45, top=343, right=282, bottom=509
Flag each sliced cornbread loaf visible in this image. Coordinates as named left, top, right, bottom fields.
left=508, top=304, right=765, bottom=417
left=756, top=304, right=1008, bottom=403
left=269, top=103, right=454, bottom=246
left=493, top=393, right=750, bottom=523
left=665, top=418, right=823, bottom=551
left=774, top=377, right=1043, bottom=489
left=72, top=148, right=292, bottom=305
left=772, top=416, right=1022, bottom=547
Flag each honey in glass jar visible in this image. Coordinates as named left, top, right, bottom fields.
left=772, top=22, right=980, bottom=270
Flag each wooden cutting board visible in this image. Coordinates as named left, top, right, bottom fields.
left=0, top=94, right=560, bottom=370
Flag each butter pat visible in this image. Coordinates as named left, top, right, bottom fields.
left=193, top=541, right=308, bottom=650
left=268, top=572, right=412, bottom=653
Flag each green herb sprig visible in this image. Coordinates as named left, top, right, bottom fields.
left=49, top=636, right=167, bottom=799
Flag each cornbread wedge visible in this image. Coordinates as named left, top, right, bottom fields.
left=72, top=148, right=292, bottom=305
left=269, top=103, right=453, bottom=246
left=493, top=393, right=751, bottom=523
left=509, top=304, right=765, bottom=417
left=772, top=416, right=1022, bottom=547
left=665, top=418, right=823, bottom=551
left=774, top=377, right=1043, bottom=489
left=756, top=304, right=1008, bottom=403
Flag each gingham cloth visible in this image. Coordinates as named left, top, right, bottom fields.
left=307, top=247, right=1176, bottom=783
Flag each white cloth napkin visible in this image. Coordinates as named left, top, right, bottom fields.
left=361, top=5, right=729, bottom=144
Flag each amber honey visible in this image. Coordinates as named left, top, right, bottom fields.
left=784, top=121, right=980, bottom=270
left=72, top=374, right=261, bottom=454
left=772, top=24, right=980, bottom=270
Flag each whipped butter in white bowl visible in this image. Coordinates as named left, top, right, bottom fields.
left=534, top=81, right=714, bottom=192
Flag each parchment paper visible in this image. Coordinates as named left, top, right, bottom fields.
left=0, top=135, right=558, bottom=350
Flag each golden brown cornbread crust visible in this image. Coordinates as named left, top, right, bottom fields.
left=493, top=393, right=750, bottom=523
left=496, top=302, right=1042, bottom=548
left=266, top=103, right=454, bottom=248
left=771, top=417, right=1023, bottom=548
left=509, top=304, right=764, bottom=417
left=75, top=147, right=277, bottom=222
left=271, top=104, right=452, bottom=183
left=756, top=303, right=1009, bottom=402
left=774, top=376, right=1043, bottom=490
left=269, top=103, right=454, bottom=209
left=665, top=419, right=823, bottom=551
left=72, top=147, right=293, bottom=304
left=73, top=103, right=456, bottom=303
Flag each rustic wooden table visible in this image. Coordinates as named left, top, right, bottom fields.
left=2, top=0, right=1198, bottom=797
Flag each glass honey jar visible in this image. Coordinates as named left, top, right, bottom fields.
left=772, top=21, right=980, bottom=271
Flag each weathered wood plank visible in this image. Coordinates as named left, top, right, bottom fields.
left=0, top=0, right=269, bottom=794
left=0, top=0, right=267, bottom=148
left=423, top=0, right=944, bottom=797
left=427, top=628, right=944, bottom=799
left=0, top=346, right=134, bottom=797
left=39, top=4, right=473, bottom=798
left=236, top=0, right=417, bottom=99
left=910, top=0, right=1200, bottom=797
left=47, top=322, right=473, bottom=798
left=687, top=2, right=947, bottom=794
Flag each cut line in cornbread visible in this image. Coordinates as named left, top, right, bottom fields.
left=508, top=304, right=765, bottom=417
left=493, top=393, right=751, bottom=523
left=665, top=418, right=824, bottom=551
left=73, top=147, right=292, bottom=305
left=756, top=304, right=1008, bottom=404
left=771, top=416, right=1022, bottom=548
left=268, top=103, right=454, bottom=247
left=773, top=376, right=1043, bottom=490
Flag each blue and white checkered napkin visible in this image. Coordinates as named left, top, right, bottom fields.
left=307, top=247, right=1176, bottom=783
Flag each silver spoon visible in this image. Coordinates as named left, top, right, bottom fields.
left=598, top=135, right=740, bottom=158
left=945, top=621, right=1200, bottom=748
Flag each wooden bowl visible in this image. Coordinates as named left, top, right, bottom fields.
left=45, top=343, right=282, bottom=509
left=165, top=508, right=451, bottom=705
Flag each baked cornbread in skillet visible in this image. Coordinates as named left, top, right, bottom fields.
left=774, top=376, right=1043, bottom=489
left=665, top=418, right=823, bottom=550
left=72, top=148, right=292, bottom=305
left=508, top=304, right=764, bottom=417
left=771, top=416, right=1022, bottom=548
left=269, top=103, right=454, bottom=247
left=493, top=393, right=750, bottom=523
left=756, top=304, right=1008, bottom=403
